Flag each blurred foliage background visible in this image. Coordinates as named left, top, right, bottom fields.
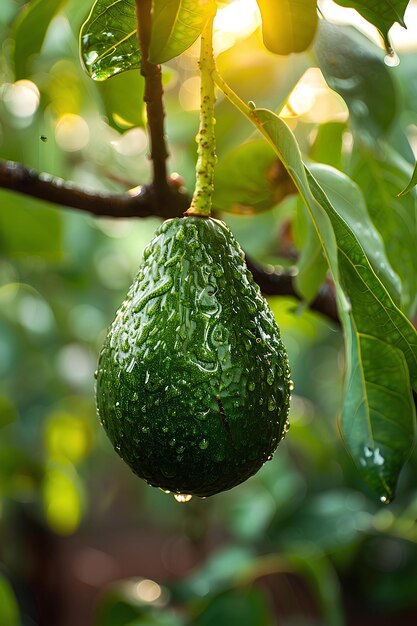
left=1, top=1, right=417, bottom=625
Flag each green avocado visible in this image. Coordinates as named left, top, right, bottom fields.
left=96, top=216, right=291, bottom=497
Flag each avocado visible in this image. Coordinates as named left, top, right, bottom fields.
left=96, top=216, right=291, bottom=497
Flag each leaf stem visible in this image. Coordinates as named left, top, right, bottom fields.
left=186, top=16, right=216, bottom=217
left=213, top=68, right=278, bottom=149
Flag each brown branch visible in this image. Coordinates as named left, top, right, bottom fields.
left=135, top=0, right=170, bottom=201
left=246, top=257, right=339, bottom=325
left=0, top=160, right=189, bottom=218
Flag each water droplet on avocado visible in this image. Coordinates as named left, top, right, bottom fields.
left=95, top=217, right=291, bottom=497
left=174, top=494, right=192, bottom=503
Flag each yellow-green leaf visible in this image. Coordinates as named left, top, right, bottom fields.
left=256, top=0, right=318, bottom=55
left=149, top=0, right=216, bottom=64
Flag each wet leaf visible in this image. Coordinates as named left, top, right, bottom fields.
left=149, top=0, right=216, bottom=64
left=252, top=107, right=417, bottom=500
left=334, top=0, right=409, bottom=51
left=256, top=0, right=318, bottom=55
left=314, top=22, right=397, bottom=138
left=80, top=0, right=139, bottom=81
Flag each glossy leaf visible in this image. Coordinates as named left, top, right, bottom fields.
left=149, top=0, right=216, bottom=64
left=0, top=191, right=62, bottom=261
left=334, top=0, right=409, bottom=51
left=252, top=107, right=417, bottom=499
left=256, top=0, right=318, bottom=55
left=12, top=0, right=67, bottom=78
left=314, top=22, right=397, bottom=138
left=309, top=163, right=401, bottom=305
left=351, top=146, right=417, bottom=316
left=0, top=575, right=20, bottom=626
left=80, top=0, right=139, bottom=81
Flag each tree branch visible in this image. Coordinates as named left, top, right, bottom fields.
left=246, top=258, right=339, bottom=325
left=0, top=160, right=189, bottom=218
left=0, top=158, right=339, bottom=324
left=135, top=0, right=170, bottom=201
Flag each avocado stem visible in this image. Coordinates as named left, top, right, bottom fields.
left=186, top=16, right=216, bottom=218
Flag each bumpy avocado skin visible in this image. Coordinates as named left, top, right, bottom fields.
left=96, top=217, right=291, bottom=497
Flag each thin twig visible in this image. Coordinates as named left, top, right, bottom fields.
left=135, top=0, right=170, bottom=199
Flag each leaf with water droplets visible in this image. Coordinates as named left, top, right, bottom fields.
left=149, top=0, right=216, bottom=64
left=333, top=0, right=409, bottom=52
left=80, top=0, right=139, bottom=81
left=251, top=106, right=417, bottom=500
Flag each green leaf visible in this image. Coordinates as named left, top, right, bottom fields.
left=334, top=0, right=409, bottom=51
left=314, top=22, right=397, bottom=138
left=308, top=163, right=401, bottom=305
left=251, top=107, right=417, bottom=500
left=310, top=121, right=346, bottom=170
left=12, top=0, right=67, bottom=79
left=398, top=159, right=417, bottom=197
left=80, top=0, right=139, bottom=81
left=0, top=574, right=20, bottom=626
left=149, top=0, right=216, bottom=64
left=294, top=200, right=328, bottom=304
left=256, top=0, right=318, bottom=55
left=0, top=191, right=62, bottom=261
left=351, top=146, right=417, bottom=316
left=98, top=69, right=145, bottom=131
left=213, top=140, right=292, bottom=214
